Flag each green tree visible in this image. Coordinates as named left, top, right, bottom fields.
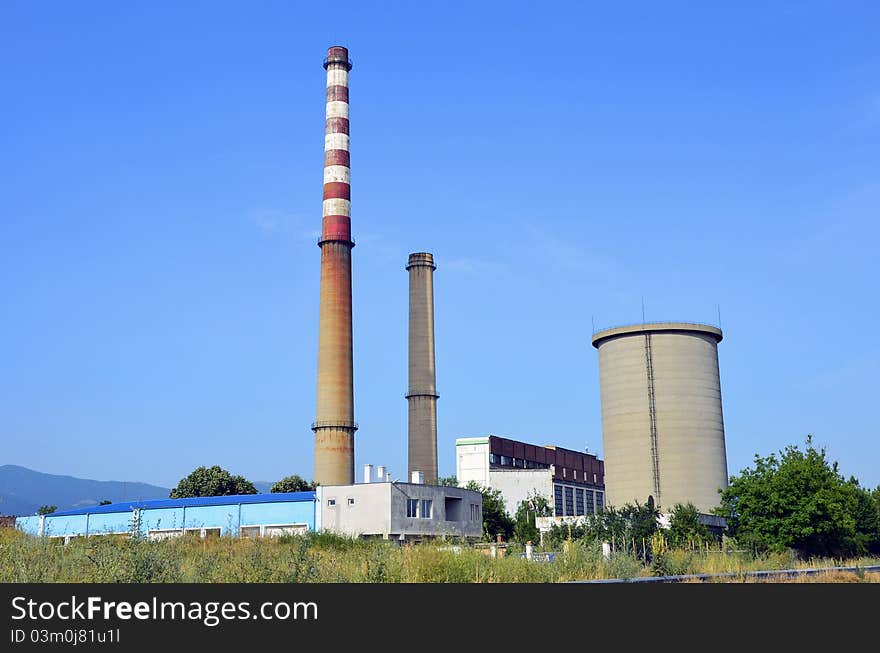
left=465, top=481, right=514, bottom=541
left=512, top=492, right=552, bottom=544
left=437, top=475, right=458, bottom=487
left=666, top=503, right=713, bottom=549
left=169, top=465, right=257, bottom=498
left=37, top=505, right=57, bottom=515
left=716, top=436, right=880, bottom=557
left=270, top=475, right=316, bottom=493
left=542, top=502, right=659, bottom=559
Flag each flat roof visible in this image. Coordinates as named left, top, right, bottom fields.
left=455, top=436, right=490, bottom=445
left=43, top=492, right=317, bottom=518
left=591, top=322, right=723, bottom=348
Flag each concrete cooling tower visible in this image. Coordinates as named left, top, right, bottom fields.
left=591, top=322, right=728, bottom=513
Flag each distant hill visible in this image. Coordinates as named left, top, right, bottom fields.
left=0, top=465, right=170, bottom=517
left=253, top=481, right=272, bottom=493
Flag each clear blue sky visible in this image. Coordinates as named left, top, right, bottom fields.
left=2, top=1, right=878, bottom=492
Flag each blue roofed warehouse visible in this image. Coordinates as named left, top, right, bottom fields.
left=15, top=492, right=317, bottom=543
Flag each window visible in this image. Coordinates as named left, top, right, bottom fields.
left=500, top=455, right=511, bottom=466
left=470, top=503, right=480, bottom=521
left=489, top=453, right=498, bottom=465
left=327, top=498, right=336, bottom=507
left=147, top=529, right=183, bottom=541
left=585, top=490, right=595, bottom=515
left=564, top=487, right=574, bottom=516
left=264, top=524, right=308, bottom=537
left=596, top=492, right=604, bottom=511
left=554, top=484, right=563, bottom=516
left=420, top=499, right=433, bottom=519
left=239, top=526, right=261, bottom=538
left=575, top=489, right=585, bottom=516
left=593, top=473, right=597, bottom=484
left=407, top=498, right=418, bottom=518
left=562, top=467, right=567, bottom=478
left=573, top=470, right=578, bottom=480
left=445, top=497, right=463, bottom=521
left=183, top=527, right=221, bottom=539
left=347, top=497, right=355, bottom=507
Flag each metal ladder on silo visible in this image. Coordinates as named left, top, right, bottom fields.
left=645, top=333, right=661, bottom=502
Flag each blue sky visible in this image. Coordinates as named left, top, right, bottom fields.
left=2, top=1, right=878, bottom=492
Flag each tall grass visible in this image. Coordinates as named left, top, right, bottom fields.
left=1, top=530, right=876, bottom=583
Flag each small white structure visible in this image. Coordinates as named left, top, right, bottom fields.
left=316, top=481, right=482, bottom=541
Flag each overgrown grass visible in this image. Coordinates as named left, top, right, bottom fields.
left=1, top=530, right=876, bottom=583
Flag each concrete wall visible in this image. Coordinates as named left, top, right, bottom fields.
left=593, top=323, right=728, bottom=512
left=486, top=469, right=553, bottom=517
left=389, top=483, right=481, bottom=539
left=318, top=483, right=393, bottom=537
left=455, top=438, right=490, bottom=487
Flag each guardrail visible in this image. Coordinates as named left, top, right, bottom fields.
left=592, top=320, right=721, bottom=336
left=568, top=564, right=880, bottom=583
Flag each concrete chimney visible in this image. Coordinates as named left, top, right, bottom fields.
left=406, top=252, right=439, bottom=485
left=313, top=45, right=357, bottom=486
left=363, top=464, right=373, bottom=484
left=376, top=465, right=386, bottom=481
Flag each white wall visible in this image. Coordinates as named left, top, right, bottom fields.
left=487, top=469, right=553, bottom=517
left=456, top=440, right=490, bottom=487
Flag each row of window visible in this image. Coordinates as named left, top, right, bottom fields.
left=560, top=467, right=600, bottom=484
left=489, top=453, right=550, bottom=470
left=326, top=497, right=356, bottom=507
left=146, top=525, right=307, bottom=540
left=553, top=484, right=605, bottom=517
left=327, top=497, right=481, bottom=522
left=47, top=524, right=310, bottom=543
left=406, top=498, right=434, bottom=519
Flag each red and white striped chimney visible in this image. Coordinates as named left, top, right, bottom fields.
left=313, top=45, right=357, bottom=486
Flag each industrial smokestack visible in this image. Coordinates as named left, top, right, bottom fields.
left=406, top=252, right=439, bottom=485
left=312, top=45, right=357, bottom=486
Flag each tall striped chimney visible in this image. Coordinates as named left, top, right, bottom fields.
left=313, top=45, right=356, bottom=486
left=406, top=252, right=439, bottom=485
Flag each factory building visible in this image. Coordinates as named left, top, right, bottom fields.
left=455, top=435, right=605, bottom=519
left=591, top=322, right=728, bottom=513
left=16, top=480, right=482, bottom=544
left=15, top=492, right=317, bottom=543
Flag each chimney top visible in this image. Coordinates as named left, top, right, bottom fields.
left=324, top=46, right=352, bottom=71
left=406, top=252, right=436, bottom=271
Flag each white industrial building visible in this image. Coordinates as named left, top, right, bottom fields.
left=455, top=435, right=606, bottom=522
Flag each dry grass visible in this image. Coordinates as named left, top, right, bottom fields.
left=1, top=529, right=876, bottom=583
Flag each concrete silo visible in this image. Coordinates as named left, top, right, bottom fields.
left=591, top=322, right=728, bottom=513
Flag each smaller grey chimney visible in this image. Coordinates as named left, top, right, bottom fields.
left=410, top=471, right=424, bottom=484
left=363, top=464, right=373, bottom=484
left=377, top=465, right=386, bottom=481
